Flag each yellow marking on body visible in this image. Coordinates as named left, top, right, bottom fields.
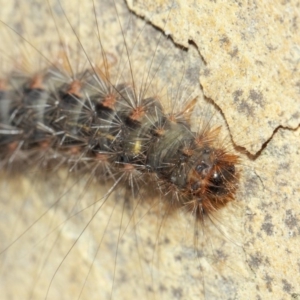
left=133, top=140, right=142, bottom=154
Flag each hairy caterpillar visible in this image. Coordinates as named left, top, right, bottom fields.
left=0, top=0, right=300, bottom=300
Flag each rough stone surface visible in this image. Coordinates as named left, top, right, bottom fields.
left=128, top=0, right=300, bottom=154
left=0, top=0, right=299, bottom=300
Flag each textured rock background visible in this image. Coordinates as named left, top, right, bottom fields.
left=128, top=0, right=300, bottom=155
left=0, top=0, right=299, bottom=299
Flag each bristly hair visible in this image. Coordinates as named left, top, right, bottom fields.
left=0, top=1, right=244, bottom=300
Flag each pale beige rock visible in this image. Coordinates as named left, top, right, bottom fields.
left=0, top=0, right=299, bottom=300
left=127, top=0, right=300, bottom=154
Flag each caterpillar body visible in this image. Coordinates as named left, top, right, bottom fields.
left=0, top=65, right=239, bottom=215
